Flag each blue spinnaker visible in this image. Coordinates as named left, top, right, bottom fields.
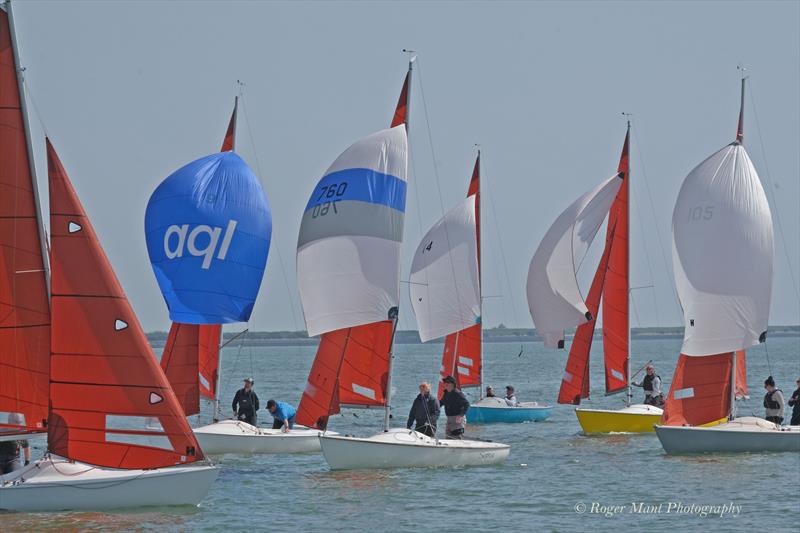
left=145, top=152, right=271, bottom=324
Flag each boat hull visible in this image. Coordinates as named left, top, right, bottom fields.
left=575, top=404, right=663, bottom=434
left=319, top=429, right=510, bottom=470
left=0, top=456, right=218, bottom=512
left=193, top=420, right=327, bottom=454
left=466, top=400, right=552, bottom=424
left=655, top=417, right=800, bottom=454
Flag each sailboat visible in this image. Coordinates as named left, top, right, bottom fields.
left=412, top=153, right=551, bottom=424
left=296, top=60, right=509, bottom=469
left=654, top=78, right=800, bottom=454
left=0, top=2, right=217, bottom=511
left=527, top=124, right=663, bottom=434
left=158, top=100, right=328, bottom=455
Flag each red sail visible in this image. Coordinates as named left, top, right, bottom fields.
left=390, top=71, right=409, bottom=128
left=0, top=8, right=50, bottom=435
left=438, top=155, right=482, bottom=396
left=47, top=140, right=204, bottom=468
left=299, top=71, right=410, bottom=429
left=735, top=349, right=748, bottom=400
left=221, top=96, right=237, bottom=152
left=160, top=324, right=201, bottom=416
left=661, top=353, right=733, bottom=426
left=558, top=224, right=615, bottom=404
left=602, top=127, right=630, bottom=394
left=296, top=321, right=393, bottom=430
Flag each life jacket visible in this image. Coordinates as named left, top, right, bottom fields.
left=764, top=389, right=782, bottom=409
left=643, top=373, right=660, bottom=392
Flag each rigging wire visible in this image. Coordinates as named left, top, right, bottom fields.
left=748, top=80, right=800, bottom=309
left=629, top=121, right=684, bottom=323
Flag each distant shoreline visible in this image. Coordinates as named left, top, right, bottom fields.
left=147, top=325, right=800, bottom=347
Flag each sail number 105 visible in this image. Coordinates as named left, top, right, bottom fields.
left=687, top=205, right=714, bottom=222
left=312, top=182, right=348, bottom=218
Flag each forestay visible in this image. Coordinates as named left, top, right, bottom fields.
left=410, top=196, right=480, bottom=342
left=297, top=125, right=408, bottom=337
left=527, top=174, right=623, bottom=347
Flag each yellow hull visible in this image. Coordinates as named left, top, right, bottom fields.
left=575, top=408, right=663, bottom=434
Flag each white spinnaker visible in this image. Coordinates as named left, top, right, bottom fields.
left=410, top=196, right=480, bottom=342
left=527, top=174, right=623, bottom=347
left=672, top=143, right=773, bottom=356
left=297, top=126, right=408, bottom=337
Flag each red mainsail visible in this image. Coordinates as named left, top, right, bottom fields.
left=47, top=140, right=204, bottom=468
left=602, top=127, right=630, bottom=394
left=297, top=67, right=411, bottom=429
left=735, top=349, right=748, bottom=400
left=556, top=126, right=629, bottom=403
left=661, top=352, right=733, bottom=427
left=438, top=155, right=482, bottom=396
left=0, top=8, right=50, bottom=434
left=160, top=99, right=237, bottom=413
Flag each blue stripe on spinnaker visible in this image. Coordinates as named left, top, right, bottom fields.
left=305, top=168, right=406, bottom=213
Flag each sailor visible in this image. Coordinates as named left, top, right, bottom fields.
left=763, top=376, right=785, bottom=425
left=232, top=377, right=260, bottom=426
left=788, top=378, right=800, bottom=426
left=439, top=375, right=470, bottom=439
left=632, top=364, right=664, bottom=406
left=0, top=413, right=30, bottom=474
left=504, top=385, right=519, bottom=406
left=485, top=386, right=496, bottom=398
left=406, top=382, right=440, bottom=437
left=266, top=399, right=296, bottom=432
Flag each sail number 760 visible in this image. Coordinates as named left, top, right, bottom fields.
left=312, top=182, right=348, bottom=219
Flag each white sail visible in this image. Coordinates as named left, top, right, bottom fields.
left=410, top=196, right=480, bottom=342
left=672, top=142, right=773, bottom=356
left=297, top=126, right=408, bottom=337
left=527, top=174, right=623, bottom=347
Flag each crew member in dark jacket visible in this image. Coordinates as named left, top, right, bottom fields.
left=232, top=377, right=260, bottom=426
left=406, top=382, right=440, bottom=437
left=787, top=378, right=800, bottom=426
left=763, top=376, right=784, bottom=425
left=439, top=375, right=470, bottom=439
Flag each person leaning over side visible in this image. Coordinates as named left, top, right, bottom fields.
left=787, top=378, right=800, bottom=426
left=439, top=375, right=470, bottom=439
left=232, top=377, right=260, bottom=426
left=406, top=382, right=440, bottom=437
left=763, top=376, right=785, bottom=425
left=266, top=399, right=297, bottom=433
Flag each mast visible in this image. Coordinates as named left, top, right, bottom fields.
left=736, top=76, right=745, bottom=144
left=476, top=149, right=484, bottom=399
left=624, top=120, right=632, bottom=408
left=6, top=0, right=50, bottom=297
left=383, top=55, right=413, bottom=432
left=729, top=76, right=746, bottom=419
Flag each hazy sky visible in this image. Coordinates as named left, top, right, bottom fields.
left=12, top=0, right=800, bottom=332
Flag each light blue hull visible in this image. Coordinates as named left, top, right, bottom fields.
left=467, top=405, right=553, bottom=424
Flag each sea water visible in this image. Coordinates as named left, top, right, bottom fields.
left=4, top=335, right=798, bottom=532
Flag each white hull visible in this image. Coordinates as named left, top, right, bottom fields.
left=194, top=420, right=330, bottom=455
left=320, top=428, right=510, bottom=470
left=655, top=417, right=800, bottom=454
left=0, top=455, right=218, bottom=512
